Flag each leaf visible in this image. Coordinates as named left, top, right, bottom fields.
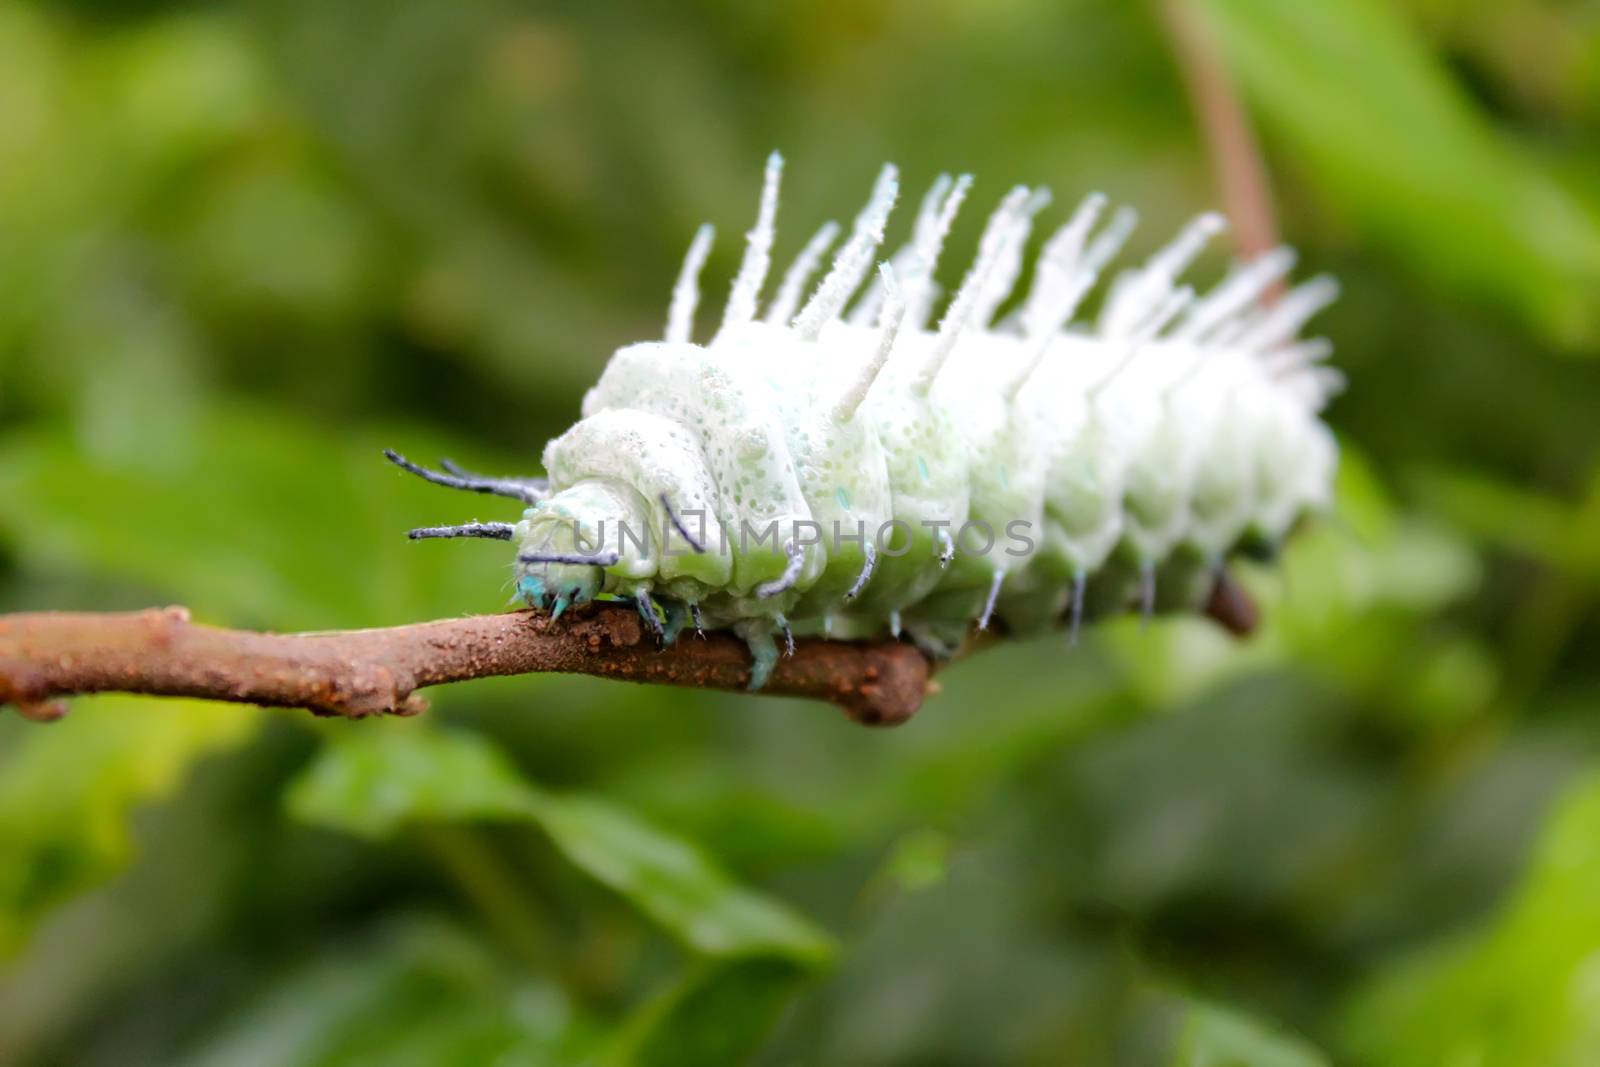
left=0, top=696, right=261, bottom=954
left=1341, top=768, right=1600, bottom=1067
left=1195, top=0, right=1600, bottom=347
left=603, top=957, right=812, bottom=1067
left=0, top=402, right=521, bottom=629
left=1417, top=465, right=1600, bottom=582
left=175, top=916, right=597, bottom=1067
left=1175, top=1000, right=1330, bottom=1067
left=285, top=726, right=835, bottom=965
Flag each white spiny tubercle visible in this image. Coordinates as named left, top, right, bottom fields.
left=1172, top=246, right=1297, bottom=342
left=1080, top=205, right=1140, bottom=278
left=1087, top=287, right=1194, bottom=399
left=901, top=173, right=974, bottom=329
left=1004, top=201, right=1135, bottom=398
left=1306, top=365, right=1348, bottom=407
left=1025, top=204, right=1139, bottom=342
left=1263, top=337, right=1335, bottom=376
left=1283, top=364, right=1345, bottom=412
left=765, top=220, right=840, bottom=326
left=968, top=186, right=1033, bottom=293
left=850, top=173, right=951, bottom=326
left=1152, top=212, right=1228, bottom=278
left=721, top=151, right=784, bottom=333
left=1001, top=209, right=1156, bottom=401
left=1207, top=301, right=1264, bottom=346
left=1016, top=191, right=1108, bottom=340
left=914, top=185, right=1031, bottom=393
left=916, top=173, right=956, bottom=238
left=1236, top=275, right=1341, bottom=352
left=1088, top=283, right=1190, bottom=404
left=1087, top=336, right=1148, bottom=399
left=793, top=164, right=899, bottom=340
left=1131, top=283, right=1196, bottom=343
left=1001, top=336, right=1051, bottom=402
left=835, top=263, right=907, bottom=421
left=970, top=187, right=1052, bottom=330
left=905, top=173, right=957, bottom=278
left=665, top=223, right=714, bottom=343
left=1100, top=212, right=1225, bottom=338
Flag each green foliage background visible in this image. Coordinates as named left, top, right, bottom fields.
left=1, top=0, right=1598, bottom=1062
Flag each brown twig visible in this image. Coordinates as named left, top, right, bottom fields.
left=1159, top=0, right=1280, bottom=260
left=0, top=604, right=930, bottom=727
left=0, top=574, right=1256, bottom=729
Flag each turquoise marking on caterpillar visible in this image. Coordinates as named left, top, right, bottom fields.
left=395, top=154, right=1341, bottom=690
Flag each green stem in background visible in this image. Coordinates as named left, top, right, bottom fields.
left=1158, top=0, right=1281, bottom=263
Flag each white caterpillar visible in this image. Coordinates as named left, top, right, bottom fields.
left=389, top=153, right=1341, bottom=689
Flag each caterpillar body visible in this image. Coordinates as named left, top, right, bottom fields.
left=392, top=153, right=1341, bottom=690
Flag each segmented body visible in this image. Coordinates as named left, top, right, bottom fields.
left=403, top=154, right=1341, bottom=689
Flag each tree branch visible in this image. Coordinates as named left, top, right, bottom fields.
left=0, top=605, right=931, bottom=727
left=1159, top=0, right=1281, bottom=260
left=0, top=574, right=1257, bottom=728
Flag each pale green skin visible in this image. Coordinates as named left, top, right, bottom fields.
left=514, top=320, right=1336, bottom=688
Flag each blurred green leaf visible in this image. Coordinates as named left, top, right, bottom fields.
left=604, top=957, right=811, bottom=1067
left=1195, top=0, right=1600, bottom=346
left=1419, top=465, right=1600, bottom=581
left=1175, top=1000, right=1330, bottom=1067
left=286, top=725, right=835, bottom=965
left=878, top=828, right=953, bottom=895
left=0, top=402, right=520, bottom=628
left=175, top=916, right=597, bottom=1067
left=0, top=696, right=261, bottom=955
left=1342, top=767, right=1600, bottom=1066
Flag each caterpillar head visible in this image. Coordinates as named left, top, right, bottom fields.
left=513, top=478, right=652, bottom=617
left=383, top=450, right=620, bottom=618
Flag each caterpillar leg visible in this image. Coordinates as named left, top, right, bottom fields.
left=635, top=592, right=664, bottom=642
left=517, top=574, right=548, bottom=610
left=904, top=621, right=964, bottom=660
left=517, top=565, right=604, bottom=616
left=734, top=618, right=781, bottom=691
left=660, top=600, right=690, bottom=646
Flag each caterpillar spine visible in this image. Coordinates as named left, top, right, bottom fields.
left=393, top=155, right=1341, bottom=690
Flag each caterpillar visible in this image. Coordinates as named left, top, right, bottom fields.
left=388, top=153, right=1340, bottom=690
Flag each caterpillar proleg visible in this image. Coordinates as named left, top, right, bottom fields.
left=390, top=153, right=1340, bottom=690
